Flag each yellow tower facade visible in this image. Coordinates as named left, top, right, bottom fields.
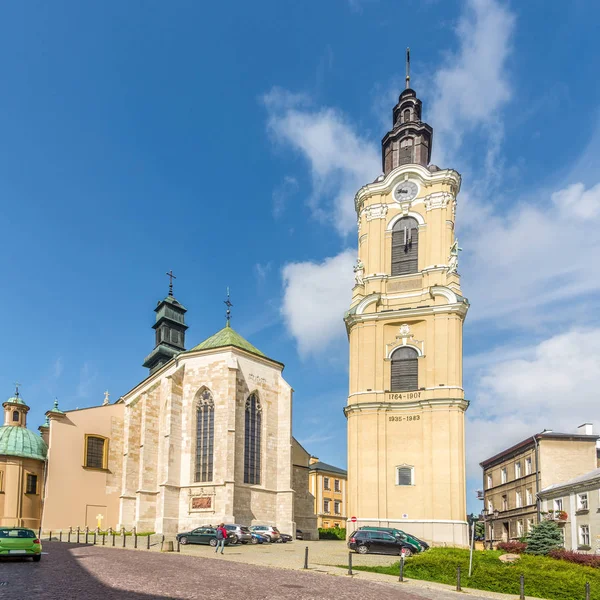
left=345, top=82, right=469, bottom=546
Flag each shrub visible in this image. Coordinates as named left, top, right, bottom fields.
left=525, top=520, right=563, bottom=555
left=497, top=541, right=527, bottom=554
left=549, top=548, right=600, bottom=568
left=318, top=527, right=346, bottom=540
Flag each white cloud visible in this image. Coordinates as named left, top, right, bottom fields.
left=467, top=328, right=600, bottom=478
left=429, top=0, right=515, bottom=168
left=254, top=261, right=272, bottom=283
left=264, top=91, right=380, bottom=236
left=461, top=180, right=600, bottom=325
left=281, top=250, right=355, bottom=356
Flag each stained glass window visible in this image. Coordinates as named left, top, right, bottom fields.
left=195, top=389, right=214, bottom=483
left=244, top=393, right=262, bottom=485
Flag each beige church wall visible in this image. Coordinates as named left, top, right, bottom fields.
left=291, top=439, right=318, bottom=539
left=0, top=456, right=45, bottom=529
left=43, top=404, right=124, bottom=531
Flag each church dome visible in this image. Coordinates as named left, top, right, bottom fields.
left=0, top=425, right=47, bottom=461
left=4, top=395, right=26, bottom=406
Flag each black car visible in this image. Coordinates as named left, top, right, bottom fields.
left=348, top=530, right=417, bottom=556
left=296, top=529, right=303, bottom=540
left=176, top=527, right=233, bottom=547
left=277, top=533, right=293, bottom=543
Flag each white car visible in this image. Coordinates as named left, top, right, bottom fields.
left=249, top=525, right=280, bottom=542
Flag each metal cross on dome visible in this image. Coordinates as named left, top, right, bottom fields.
left=166, top=270, right=176, bottom=296
left=14, top=382, right=21, bottom=397
left=224, top=287, right=233, bottom=324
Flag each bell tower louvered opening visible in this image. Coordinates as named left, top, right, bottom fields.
left=392, top=217, right=419, bottom=276
left=390, top=346, right=418, bottom=392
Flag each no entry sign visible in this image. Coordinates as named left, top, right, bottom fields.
left=350, top=516, right=357, bottom=523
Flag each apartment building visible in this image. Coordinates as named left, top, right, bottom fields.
left=539, top=468, right=600, bottom=553
left=480, top=425, right=598, bottom=544
left=308, top=457, right=347, bottom=528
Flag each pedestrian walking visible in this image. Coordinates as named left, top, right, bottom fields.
left=215, top=523, right=227, bottom=554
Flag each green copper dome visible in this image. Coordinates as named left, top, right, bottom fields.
left=0, top=426, right=47, bottom=461
left=190, top=323, right=267, bottom=359
left=4, top=396, right=26, bottom=406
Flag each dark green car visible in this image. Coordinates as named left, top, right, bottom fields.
left=358, top=526, right=429, bottom=552
left=0, top=528, right=42, bottom=560
left=176, top=527, right=231, bottom=547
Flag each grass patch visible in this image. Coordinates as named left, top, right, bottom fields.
left=349, top=548, right=600, bottom=600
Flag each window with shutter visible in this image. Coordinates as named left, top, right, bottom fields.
left=391, top=217, right=419, bottom=276
left=396, top=466, right=414, bottom=486
left=390, top=346, right=418, bottom=391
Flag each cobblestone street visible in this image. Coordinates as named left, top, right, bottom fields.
left=0, top=542, right=501, bottom=600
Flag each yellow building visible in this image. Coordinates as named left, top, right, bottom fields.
left=480, top=426, right=599, bottom=544
left=345, top=69, right=469, bottom=546
left=0, top=389, right=47, bottom=530
left=308, top=457, right=347, bottom=528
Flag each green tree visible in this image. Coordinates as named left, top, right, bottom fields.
left=525, top=520, right=564, bottom=555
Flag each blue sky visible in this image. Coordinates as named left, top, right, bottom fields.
left=2, top=0, right=600, bottom=514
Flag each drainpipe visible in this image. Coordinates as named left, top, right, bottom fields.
left=532, top=435, right=541, bottom=522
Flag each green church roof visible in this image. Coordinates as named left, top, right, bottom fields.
left=46, top=399, right=64, bottom=415
left=189, top=323, right=267, bottom=359
left=4, top=396, right=26, bottom=406
left=0, top=426, right=47, bottom=461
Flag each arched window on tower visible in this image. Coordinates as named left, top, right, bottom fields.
left=403, top=108, right=411, bottom=123
left=195, top=388, right=214, bottom=482
left=398, top=137, right=413, bottom=165
left=12, top=410, right=19, bottom=423
left=390, top=346, right=418, bottom=392
left=392, top=217, right=419, bottom=275
left=244, top=393, right=262, bottom=485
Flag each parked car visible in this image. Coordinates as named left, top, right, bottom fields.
left=224, top=524, right=252, bottom=544
left=296, top=529, right=304, bottom=540
left=177, top=527, right=232, bottom=547
left=348, top=530, right=417, bottom=556
left=249, top=525, right=280, bottom=542
left=0, top=528, right=42, bottom=561
left=276, top=533, right=293, bottom=543
left=359, top=526, right=427, bottom=552
left=251, top=532, right=269, bottom=544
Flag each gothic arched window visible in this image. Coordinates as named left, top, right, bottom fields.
left=195, top=389, right=214, bottom=482
left=244, top=393, right=262, bottom=485
left=391, top=346, right=418, bottom=392
left=392, top=216, right=419, bottom=275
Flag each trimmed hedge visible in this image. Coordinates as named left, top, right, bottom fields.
left=497, top=541, right=527, bottom=554
left=549, top=549, right=600, bottom=568
left=318, top=527, right=346, bottom=540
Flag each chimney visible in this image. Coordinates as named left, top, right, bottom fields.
left=309, top=456, right=319, bottom=465
left=578, top=423, right=593, bottom=436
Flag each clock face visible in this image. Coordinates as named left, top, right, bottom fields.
left=394, top=181, right=418, bottom=202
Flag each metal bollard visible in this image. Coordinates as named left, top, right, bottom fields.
left=68, top=528, right=71, bottom=543
left=586, top=582, right=591, bottom=600
left=135, top=533, right=138, bottom=549
left=93, top=532, right=97, bottom=545
left=399, top=556, right=405, bottom=582
left=348, top=552, right=353, bottom=576
left=85, top=527, right=89, bottom=545
left=122, top=532, right=126, bottom=548
left=49, top=530, right=52, bottom=542
left=112, top=532, right=115, bottom=547
left=38, top=527, right=42, bottom=539
left=59, top=530, right=63, bottom=542
left=456, top=566, right=461, bottom=592
left=303, top=546, right=309, bottom=569
left=520, top=574, right=525, bottom=600
left=77, top=527, right=81, bottom=544
left=147, top=534, right=151, bottom=550
left=102, top=533, right=106, bottom=546
left=177, top=538, right=180, bottom=553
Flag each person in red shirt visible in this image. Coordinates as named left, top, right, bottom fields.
left=215, top=523, right=227, bottom=554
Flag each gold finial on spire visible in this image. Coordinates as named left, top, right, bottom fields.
left=405, top=47, right=411, bottom=89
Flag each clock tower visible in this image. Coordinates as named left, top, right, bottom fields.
left=344, top=56, right=469, bottom=546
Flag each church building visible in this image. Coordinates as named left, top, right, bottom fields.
left=41, top=283, right=317, bottom=539
left=345, top=54, right=469, bottom=546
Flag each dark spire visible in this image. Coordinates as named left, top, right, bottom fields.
left=224, top=287, right=233, bottom=327
left=381, top=50, right=433, bottom=175
left=14, top=382, right=21, bottom=398
left=142, top=276, right=188, bottom=375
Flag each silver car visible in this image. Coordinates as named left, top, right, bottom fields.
left=224, top=524, right=252, bottom=544
left=249, top=525, right=280, bottom=542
